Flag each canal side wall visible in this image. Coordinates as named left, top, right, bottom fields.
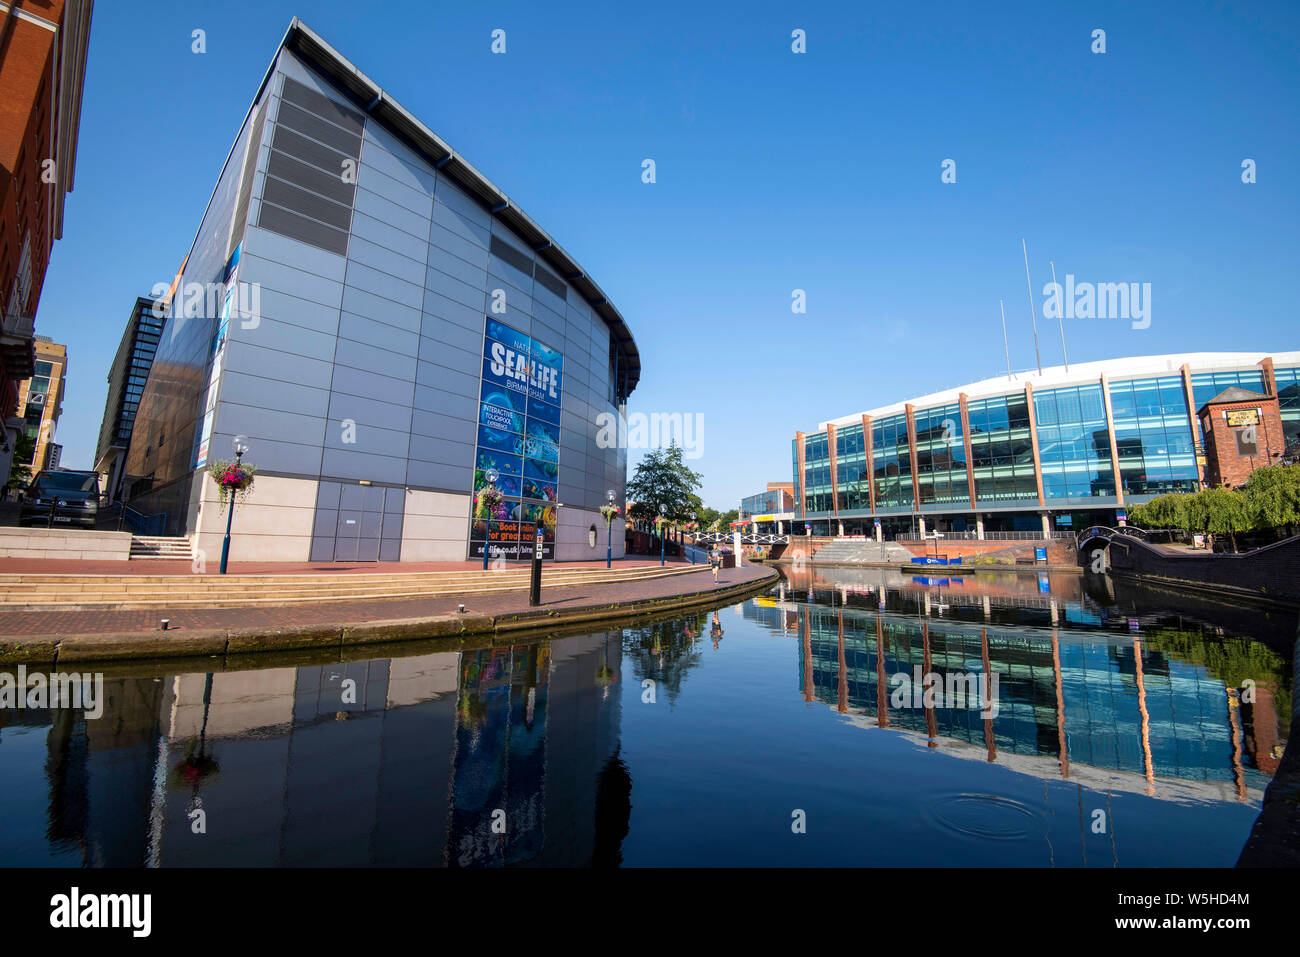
left=1108, top=533, right=1300, bottom=607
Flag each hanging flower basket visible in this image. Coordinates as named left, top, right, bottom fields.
left=653, top=514, right=675, bottom=533
left=474, top=485, right=504, bottom=521
left=600, top=503, right=621, bottom=526
left=207, top=459, right=256, bottom=510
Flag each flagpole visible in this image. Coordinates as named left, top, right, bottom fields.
left=1051, top=259, right=1068, bottom=372
left=1022, top=238, right=1042, bottom=375
left=999, top=299, right=1012, bottom=380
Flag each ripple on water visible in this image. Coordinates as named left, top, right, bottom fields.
left=925, top=792, right=1041, bottom=841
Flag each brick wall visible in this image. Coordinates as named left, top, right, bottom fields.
left=1202, top=397, right=1287, bottom=487
left=1109, top=533, right=1300, bottom=604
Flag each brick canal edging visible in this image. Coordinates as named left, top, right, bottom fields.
left=0, top=564, right=777, bottom=665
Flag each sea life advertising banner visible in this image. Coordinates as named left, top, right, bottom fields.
left=471, top=318, right=563, bottom=559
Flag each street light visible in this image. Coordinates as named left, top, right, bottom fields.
left=219, top=435, right=249, bottom=575
left=659, top=503, right=667, bottom=566
left=481, top=467, right=499, bottom=570
left=606, top=488, right=616, bottom=569
left=689, top=510, right=697, bottom=564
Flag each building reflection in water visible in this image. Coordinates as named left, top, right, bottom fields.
left=0, top=631, right=626, bottom=867
left=767, top=567, right=1288, bottom=804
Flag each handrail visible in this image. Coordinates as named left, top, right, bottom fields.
left=104, top=502, right=167, bottom=537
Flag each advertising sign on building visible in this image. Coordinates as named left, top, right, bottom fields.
left=470, top=318, right=563, bottom=560
left=1225, top=408, right=1260, bottom=427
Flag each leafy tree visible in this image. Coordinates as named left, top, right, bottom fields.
left=1128, top=493, right=1189, bottom=533
left=625, top=444, right=703, bottom=524
left=1187, top=485, right=1252, bottom=552
left=5, top=433, right=36, bottom=492
left=1242, top=464, right=1300, bottom=533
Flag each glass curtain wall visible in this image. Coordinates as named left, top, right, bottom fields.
left=1108, top=376, right=1199, bottom=497
left=1033, top=384, right=1115, bottom=500
left=871, top=414, right=913, bottom=510
left=967, top=394, right=1037, bottom=503
left=834, top=424, right=868, bottom=511
left=914, top=402, right=968, bottom=505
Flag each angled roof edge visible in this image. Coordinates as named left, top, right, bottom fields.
left=278, top=18, right=641, bottom=395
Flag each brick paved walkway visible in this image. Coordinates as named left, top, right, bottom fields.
left=0, top=562, right=775, bottom=638
left=0, top=556, right=690, bottom=576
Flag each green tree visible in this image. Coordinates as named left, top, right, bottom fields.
left=1188, top=486, right=1252, bottom=552
left=1242, top=463, right=1300, bottom=533
left=1128, top=493, right=1190, bottom=532
left=625, top=444, right=703, bottom=524
left=5, top=433, right=36, bottom=492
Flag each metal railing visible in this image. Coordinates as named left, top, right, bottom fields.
left=103, top=502, right=167, bottom=537
left=896, top=530, right=1075, bottom=542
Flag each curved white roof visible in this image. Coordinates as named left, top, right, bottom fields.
left=818, top=351, right=1300, bottom=431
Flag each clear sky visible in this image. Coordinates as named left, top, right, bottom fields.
left=36, top=0, right=1300, bottom=510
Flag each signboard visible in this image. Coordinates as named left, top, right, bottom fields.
left=1034, top=547, right=1048, bottom=563
left=470, top=318, right=562, bottom=560
left=1225, top=408, right=1260, bottom=427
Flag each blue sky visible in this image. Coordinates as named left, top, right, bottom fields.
left=37, top=0, right=1300, bottom=509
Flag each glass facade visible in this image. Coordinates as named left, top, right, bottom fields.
left=1033, top=384, right=1115, bottom=500
left=1108, top=376, right=1199, bottom=497
left=795, top=360, right=1292, bottom=530
left=834, top=424, right=869, bottom=511
left=740, top=488, right=791, bottom=517
left=871, top=414, right=913, bottom=510
left=1275, top=366, right=1300, bottom=448
left=914, top=402, right=967, bottom=506
left=967, top=394, right=1037, bottom=503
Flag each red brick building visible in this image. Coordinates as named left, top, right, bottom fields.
left=1198, top=387, right=1287, bottom=488
left=0, top=0, right=93, bottom=422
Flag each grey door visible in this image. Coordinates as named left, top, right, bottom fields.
left=310, top=481, right=405, bottom=562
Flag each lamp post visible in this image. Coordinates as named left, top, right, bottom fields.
left=481, top=467, right=499, bottom=570
left=606, top=488, right=615, bottom=569
left=659, top=503, right=667, bottom=566
left=689, top=510, right=697, bottom=564
left=219, top=435, right=249, bottom=575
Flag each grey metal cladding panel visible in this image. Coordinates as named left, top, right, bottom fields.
left=533, top=262, right=567, bottom=301
left=227, top=340, right=336, bottom=391
left=242, top=225, right=347, bottom=284
left=326, top=390, right=413, bottom=432
left=262, top=176, right=353, bottom=231
left=350, top=210, right=430, bottom=265
left=329, top=363, right=416, bottom=408
left=418, top=319, right=479, bottom=356
left=322, top=447, right=407, bottom=484
left=315, top=480, right=341, bottom=510
left=409, top=409, right=476, bottom=444
left=254, top=287, right=342, bottom=337
left=433, top=178, right=490, bottom=228
left=413, top=383, right=478, bottom=420
left=214, top=401, right=327, bottom=448
left=431, top=203, right=489, bottom=253
left=356, top=162, right=434, bottom=218
left=266, top=148, right=356, bottom=207
left=531, top=299, right=565, bottom=337
left=407, top=432, right=474, bottom=467
left=347, top=234, right=427, bottom=288
left=560, top=409, right=587, bottom=436
left=257, top=203, right=350, bottom=256
left=406, top=458, right=471, bottom=492
left=276, top=99, right=363, bottom=158
left=218, top=369, right=331, bottom=418
left=312, top=507, right=338, bottom=537
left=235, top=315, right=337, bottom=362
left=323, top=419, right=411, bottom=458
left=334, top=337, right=419, bottom=381
left=424, top=266, right=486, bottom=312
left=345, top=260, right=425, bottom=310
left=415, top=359, right=478, bottom=396
left=487, top=254, right=533, bottom=297
left=280, top=75, right=365, bottom=136
left=417, top=336, right=479, bottom=375
left=421, top=292, right=483, bottom=334
left=339, top=311, right=419, bottom=358
left=243, top=252, right=344, bottom=308
left=354, top=185, right=431, bottom=241
left=210, top=431, right=324, bottom=476
left=531, top=315, right=563, bottom=353
left=426, top=244, right=487, bottom=288
left=342, top=285, right=421, bottom=332
left=360, top=129, right=437, bottom=195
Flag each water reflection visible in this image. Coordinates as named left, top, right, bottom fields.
left=0, top=566, right=1290, bottom=867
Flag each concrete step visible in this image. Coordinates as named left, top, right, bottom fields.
left=129, top=535, right=193, bottom=560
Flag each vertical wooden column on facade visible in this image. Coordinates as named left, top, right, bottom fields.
left=1099, top=372, right=1125, bottom=504
left=1179, top=362, right=1203, bottom=456
left=1259, top=356, right=1278, bottom=396
left=861, top=414, right=876, bottom=513
left=959, top=392, right=976, bottom=508
left=905, top=403, right=921, bottom=511
left=826, top=423, right=839, bottom=516
left=795, top=431, right=806, bottom=519
left=1023, top=382, right=1046, bottom=507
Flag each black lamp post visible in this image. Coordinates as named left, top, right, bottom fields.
left=481, top=467, right=499, bottom=570
left=689, top=510, right=697, bottom=564
left=606, top=488, right=615, bottom=569
left=659, top=503, right=667, bottom=566
left=219, top=435, right=249, bottom=575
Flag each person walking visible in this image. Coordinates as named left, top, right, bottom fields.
left=709, top=546, right=722, bottom=583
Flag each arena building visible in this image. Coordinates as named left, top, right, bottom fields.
left=791, top=352, right=1300, bottom=539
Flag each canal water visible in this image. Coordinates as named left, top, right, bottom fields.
left=0, top=566, right=1292, bottom=867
